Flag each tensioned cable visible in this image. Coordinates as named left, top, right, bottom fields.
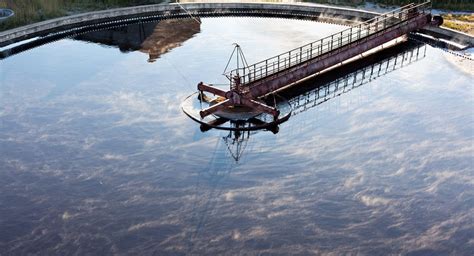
left=222, top=45, right=238, bottom=74
left=166, top=1, right=253, bottom=87
left=176, top=0, right=202, bottom=25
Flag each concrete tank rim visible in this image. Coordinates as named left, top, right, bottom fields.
left=0, top=2, right=379, bottom=38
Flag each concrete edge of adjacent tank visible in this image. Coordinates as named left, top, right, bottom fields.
left=0, top=2, right=471, bottom=48
left=421, top=26, right=474, bottom=46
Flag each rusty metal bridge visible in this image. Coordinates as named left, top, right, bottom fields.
left=197, top=1, right=442, bottom=121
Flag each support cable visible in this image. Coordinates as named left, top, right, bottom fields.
left=176, top=0, right=202, bottom=24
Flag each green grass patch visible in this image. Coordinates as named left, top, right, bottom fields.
left=443, top=19, right=474, bottom=34
left=443, top=13, right=474, bottom=22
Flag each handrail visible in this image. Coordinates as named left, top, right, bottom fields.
left=227, top=1, right=431, bottom=86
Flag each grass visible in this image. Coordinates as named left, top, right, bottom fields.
left=373, top=0, right=474, bottom=11
left=443, top=13, right=474, bottom=22
left=441, top=14, right=474, bottom=35
left=442, top=19, right=474, bottom=35
left=1, top=0, right=63, bottom=29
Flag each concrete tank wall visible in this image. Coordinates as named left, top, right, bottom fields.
left=0, top=2, right=379, bottom=47
left=0, top=2, right=471, bottom=48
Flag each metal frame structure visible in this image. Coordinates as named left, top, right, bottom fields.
left=197, top=1, right=440, bottom=121
left=226, top=2, right=430, bottom=86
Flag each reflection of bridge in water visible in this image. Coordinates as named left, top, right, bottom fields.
left=288, top=40, right=426, bottom=116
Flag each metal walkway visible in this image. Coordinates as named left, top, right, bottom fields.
left=197, top=1, right=441, bottom=120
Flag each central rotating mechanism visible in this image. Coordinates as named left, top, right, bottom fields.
left=182, top=44, right=291, bottom=131
left=198, top=44, right=281, bottom=121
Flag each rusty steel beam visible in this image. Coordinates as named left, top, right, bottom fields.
left=198, top=82, right=227, bottom=97
left=199, top=92, right=279, bottom=119
left=240, top=98, right=280, bottom=118
left=199, top=99, right=231, bottom=118
left=246, top=14, right=431, bottom=98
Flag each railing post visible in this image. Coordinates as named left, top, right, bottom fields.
left=288, top=52, right=291, bottom=67
left=331, top=35, right=334, bottom=50
left=265, top=60, right=268, bottom=76
left=349, top=27, right=353, bottom=43
left=358, top=24, right=361, bottom=40
left=253, top=64, right=256, bottom=81
left=310, top=42, right=313, bottom=58
left=339, top=31, right=342, bottom=47
left=300, top=47, right=302, bottom=62
left=277, top=55, right=280, bottom=71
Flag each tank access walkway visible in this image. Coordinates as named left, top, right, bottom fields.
left=197, top=2, right=443, bottom=120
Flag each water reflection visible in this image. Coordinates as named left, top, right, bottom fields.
left=223, top=129, right=250, bottom=162
left=208, top=41, right=427, bottom=162
left=0, top=17, right=472, bottom=255
left=75, top=19, right=201, bottom=62
left=0, top=18, right=201, bottom=61
left=287, top=41, right=427, bottom=115
left=185, top=137, right=237, bottom=252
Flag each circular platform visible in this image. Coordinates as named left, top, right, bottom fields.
left=207, top=97, right=263, bottom=121
left=181, top=92, right=292, bottom=131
